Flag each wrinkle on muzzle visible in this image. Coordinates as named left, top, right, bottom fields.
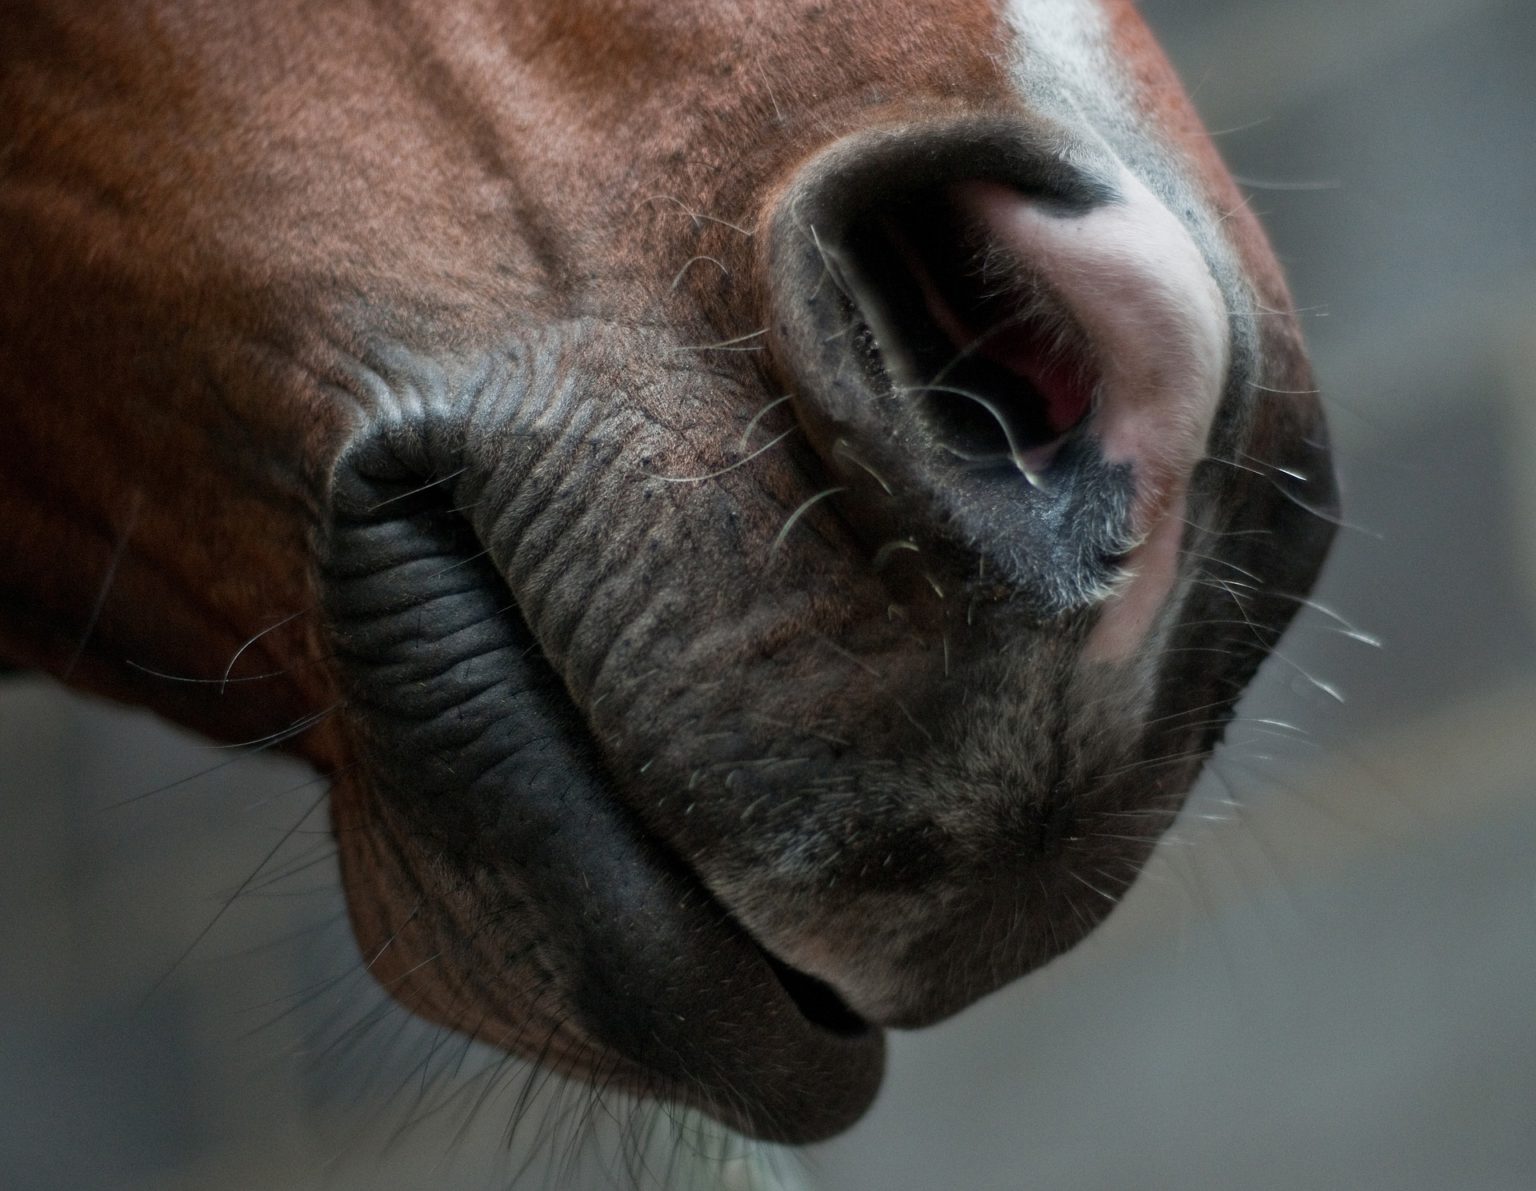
left=317, top=410, right=885, bottom=1143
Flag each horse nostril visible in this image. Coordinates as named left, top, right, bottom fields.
left=768, top=120, right=1230, bottom=619
left=840, top=185, right=1098, bottom=483
left=767, top=120, right=1137, bottom=611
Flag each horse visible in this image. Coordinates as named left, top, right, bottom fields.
left=0, top=0, right=1336, bottom=1145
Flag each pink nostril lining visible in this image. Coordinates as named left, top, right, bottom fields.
left=949, top=173, right=1231, bottom=658
left=895, top=208, right=1098, bottom=442
left=977, top=319, right=1095, bottom=437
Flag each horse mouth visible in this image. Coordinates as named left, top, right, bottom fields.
left=319, top=436, right=884, bottom=1144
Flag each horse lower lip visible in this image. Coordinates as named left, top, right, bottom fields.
left=527, top=800, right=888, bottom=1142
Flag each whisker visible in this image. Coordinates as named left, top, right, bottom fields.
left=365, top=466, right=469, bottom=513
left=895, top=382, right=1050, bottom=488
left=671, top=327, right=769, bottom=353
left=204, top=701, right=342, bottom=750
left=140, top=787, right=331, bottom=1006
left=872, top=539, right=921, bottom=569
left=220, top=608, right=311, bottom=691
left=99, top=704, right=339, bottom=810
left=63, top=489, right=143, bottom=680
left=125, top=657, right=312, bottom=685
left=737, top=394, right=795, bottom=452
left=639, top=193, right=755, bottom=236
left=644, top=427, right=796, bottom=484
left=831, top=438, right=894, bottom=494
left=669, top=254, right=730, bottom=291
left=771, top=487, right=846, bottom=551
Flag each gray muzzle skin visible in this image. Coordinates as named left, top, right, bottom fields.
left=315, top=117, right=1337, bottom=1143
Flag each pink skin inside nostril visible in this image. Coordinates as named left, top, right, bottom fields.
left=899, top=218, right=1096, bottom=440
left=971, top=313, right=1095, bottom=437
left=949, top=172, right=1230, bottom=661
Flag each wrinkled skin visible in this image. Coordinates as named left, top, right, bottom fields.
left=1, top=0, right=1335, bottom=1143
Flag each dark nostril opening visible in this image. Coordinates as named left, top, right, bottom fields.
left=770, top=122, right=1138, bottom=609
left=839, top=187, right=1097, bottom=474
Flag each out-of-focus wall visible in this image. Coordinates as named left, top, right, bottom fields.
left=3, top=1, right=1533, bottom=1188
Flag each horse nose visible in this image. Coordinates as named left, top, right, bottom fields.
left=766, top=119, right=1230, bottom=620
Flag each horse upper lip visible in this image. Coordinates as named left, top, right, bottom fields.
left=319, top=424, right=885, bottom=1143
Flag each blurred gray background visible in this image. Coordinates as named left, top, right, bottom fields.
left=4, top=0, right=1534, bottom=1187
